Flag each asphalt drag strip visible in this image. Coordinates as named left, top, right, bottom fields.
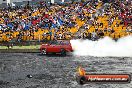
left=0, top=53, right=132, bottom=88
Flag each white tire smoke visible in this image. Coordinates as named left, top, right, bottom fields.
left=70, top=36, right=132, bottom=57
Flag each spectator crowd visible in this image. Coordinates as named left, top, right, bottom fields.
left=0, top=0, right=131, bottom=43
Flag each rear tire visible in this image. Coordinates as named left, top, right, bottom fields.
left=61, top=49, right=66, bottom=56
left=41, top=48, right=47, bottom=55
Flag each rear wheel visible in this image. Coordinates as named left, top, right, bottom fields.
left=61, top=49, right=66, bottom=56
left=41, top=48, right=47, bottom=55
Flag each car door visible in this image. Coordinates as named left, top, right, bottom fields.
left=47, top=41, right=60, bottom=53
left=53, top=41, right=61, bottom=52
left=46, top=44, right=55, bottom=53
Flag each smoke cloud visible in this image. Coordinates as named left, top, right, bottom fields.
left=70, top=36, right=132, bottom=57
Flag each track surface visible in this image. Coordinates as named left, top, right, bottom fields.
left=0, top=53, right=132, bottom=88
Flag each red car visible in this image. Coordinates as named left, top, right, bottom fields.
left=40, top=40, right=73, bottom=55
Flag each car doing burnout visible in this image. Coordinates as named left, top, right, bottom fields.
left=40, top=40, right=73, bottom=55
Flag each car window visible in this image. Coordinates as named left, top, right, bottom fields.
left=50, top=41, right=70, bottom=45
left=59, top=41, right=70, bottom=45
left=50, top=41, right=59, bottom=45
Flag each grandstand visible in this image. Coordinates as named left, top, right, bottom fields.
left=0, top=0, right=131, bottom=45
